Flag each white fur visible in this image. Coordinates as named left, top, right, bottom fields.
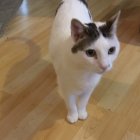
left=48, top=0, right=120, bottom=123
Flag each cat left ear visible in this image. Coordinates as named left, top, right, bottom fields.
left=71, top=19, right=86, bottom=42
left=99, top=11, right=121, bottom=37
left=108, top=10, right=121, bottom=34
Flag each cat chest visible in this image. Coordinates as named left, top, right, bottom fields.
left=59, top=70, right=101, bottom=93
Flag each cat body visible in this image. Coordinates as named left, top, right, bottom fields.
left=49, top=0, right=120, bottom=123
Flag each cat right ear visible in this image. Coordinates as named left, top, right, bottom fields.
left=71, top=19, right=85, bottom=42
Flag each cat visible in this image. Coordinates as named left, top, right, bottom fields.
left=48, top=0, right=120, bottom=123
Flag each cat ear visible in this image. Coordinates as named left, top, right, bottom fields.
left=108, top=10, right=121, bottom=34
left=100, top=11, right=121, bottom=37
left=71, top=19, right=85, bottom=42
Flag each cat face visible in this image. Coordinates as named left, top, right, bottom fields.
left=71, top=11, right=120, bottom=74
left=81, top=34, right=120, bottom=73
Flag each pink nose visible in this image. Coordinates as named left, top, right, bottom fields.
left=100, top=65, right=109, bottom=71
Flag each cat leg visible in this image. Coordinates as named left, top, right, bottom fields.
left=63, top=94, right=78, bottom=123
left=77, top=91, right=92, bottom=120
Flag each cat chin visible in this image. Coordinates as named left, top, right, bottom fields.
left=96, top=68, right=112, bottom=74
left=96, top=71, right=107, bottom=75
left=96, top=70, right=105, bottom=75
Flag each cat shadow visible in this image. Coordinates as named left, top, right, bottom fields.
left=2, top=37, right=64, bottom=131
left=34, top=101, right=67, bottom=134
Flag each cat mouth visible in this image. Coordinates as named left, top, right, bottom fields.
left=97, top=68, right=109, bottom=74
left=97, top=70, right=106, bottom=74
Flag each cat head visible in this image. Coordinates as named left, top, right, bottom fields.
left=71, top=11, right=121, bottom=74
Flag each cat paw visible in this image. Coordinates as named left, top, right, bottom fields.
left=67, top=113, right=78, bottom=124
left=78, top=110, right=88, bottom=120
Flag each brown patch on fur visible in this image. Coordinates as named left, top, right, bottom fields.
left=99, top=21, right=114, bottom=38
left=72, top=23, right=100, bottom=53
left=79, top=0, right=88, bottom=8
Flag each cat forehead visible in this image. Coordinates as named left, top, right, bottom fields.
left=72, top=22, right=113, bottom=53
left=85, top=21, right=114, bottom=39
left=85, top=23, right=100, bottom=40
left=87, top=33, right=119, bottom=52
left=89, top=35, right=109, bottom=49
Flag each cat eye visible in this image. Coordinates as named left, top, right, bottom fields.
left=85, top=49, right=97, bottom=58
left=108, top=47, right=116, bottom=55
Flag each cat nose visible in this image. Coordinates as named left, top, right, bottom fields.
left=100, top=64, right=110, bottom=71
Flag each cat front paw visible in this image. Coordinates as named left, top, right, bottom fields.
left=78, top=110, right=88, bottom=120
left=67, top=113, right=78, bottom=124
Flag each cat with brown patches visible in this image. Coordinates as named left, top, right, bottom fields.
left=49, top=0, right=120, bottom=123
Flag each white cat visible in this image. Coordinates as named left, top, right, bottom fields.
left=48, top=0, right=120, bottom=123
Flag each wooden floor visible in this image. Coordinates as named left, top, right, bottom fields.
left=0, top=0, right=140, bottom=140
